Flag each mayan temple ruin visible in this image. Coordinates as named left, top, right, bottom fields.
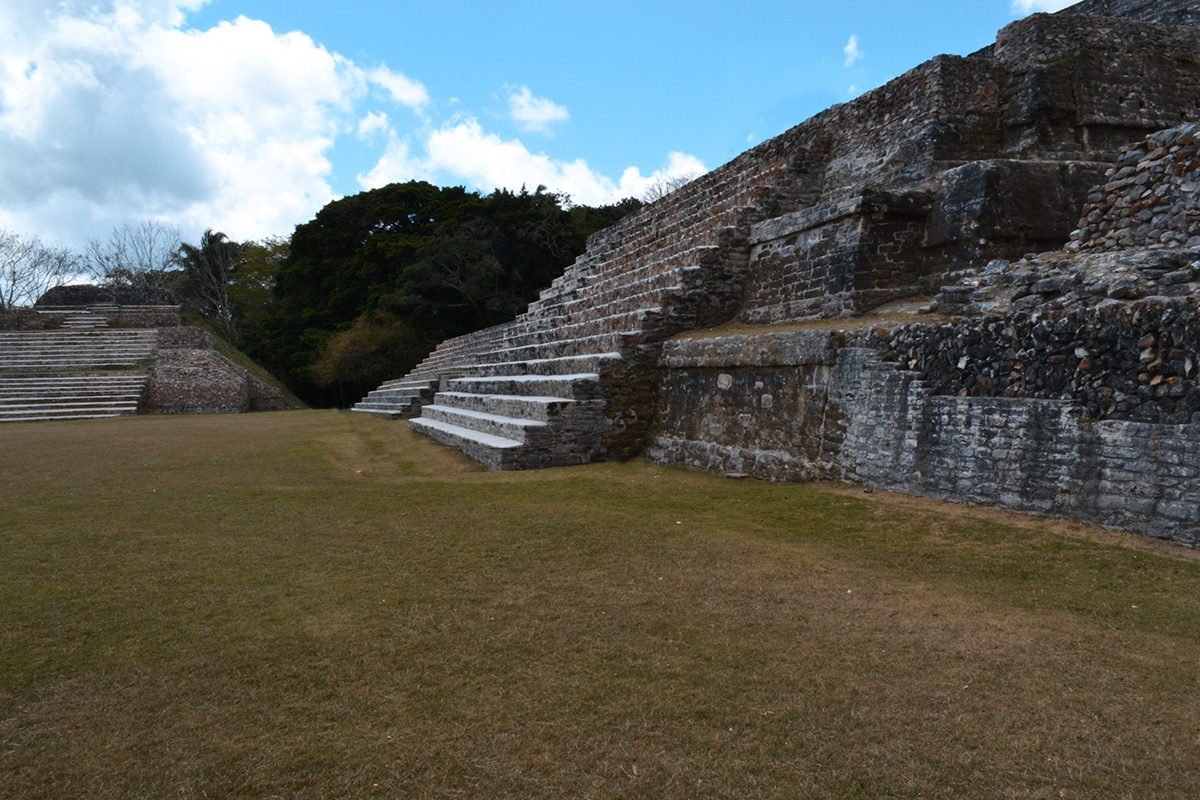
left=355, top=0, right=1200, bottom=546
left=0, top=286, right=284, bottom=421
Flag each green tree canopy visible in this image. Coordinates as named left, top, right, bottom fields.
left=248, top=181, right=641, bottom=406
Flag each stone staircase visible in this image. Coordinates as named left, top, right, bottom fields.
left=0, top=329, right=158, bottom=422
left=33, top=304, right=116, bottom=329
left=355, top=209, right=754, bottom=469
left=408, top=353, right=619, bottom=470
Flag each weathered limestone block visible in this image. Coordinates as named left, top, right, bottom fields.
left=146, top=348, right=250, bottom=414
left=147, top=327, right=284, bottom=414
left=649, top=338, right=1200, bottom=545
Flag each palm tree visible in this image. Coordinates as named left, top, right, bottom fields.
left=177, top=230, right=242, bottom=342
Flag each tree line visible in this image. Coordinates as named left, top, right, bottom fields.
left=0, top=181, right=643, bottom=407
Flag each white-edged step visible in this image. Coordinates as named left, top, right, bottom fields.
left=0, top=371, right=149, bottom=422
left=419, top=403, right=550, bottom=443
left=351, top=378, right=438, bottom=418
left=408, top=416, right=523, bottom=470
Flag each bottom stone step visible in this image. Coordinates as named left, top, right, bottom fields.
left=408, top=417, right=521, bottom=470
left=351, top=404, right=412, bottom=419
left=0, top=408, right=137, bottom=422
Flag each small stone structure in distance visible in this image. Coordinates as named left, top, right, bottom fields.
left=356, top=0, right=1200, bottom=546
left=0, top=285, right=284, bottom=422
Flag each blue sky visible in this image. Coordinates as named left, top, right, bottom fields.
left=0, top=0, right=1075, bottom=249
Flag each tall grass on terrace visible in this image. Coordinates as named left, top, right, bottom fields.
left=1, top=411, right=1199, bottom=799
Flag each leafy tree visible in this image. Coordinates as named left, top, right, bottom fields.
left=309, top=312, right=434, bottom=407
left=380, top=218, right=523, bottom=327
left=227, top=237, right=287, bottom=345
left=248, top=180, right=642, bottom=406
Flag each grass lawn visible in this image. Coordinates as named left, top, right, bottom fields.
left=2, top=410, right=1199, bottom=798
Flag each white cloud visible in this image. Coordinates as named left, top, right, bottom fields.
left=0, top=0, right=707, bottom=251
left=844, top=35, right=863, bottom=68
left=615, top=152, right=708, bottom=201
left=0, top=2, right=400, bottom=246
left=358, top=111, right=390, bottom=140
left=1011, top=0, right=1078, bottom=12
left=359, top=118, right=706, bottom=206
left=411, top=117, right=612, bottom=202
left=506, top=86, right=569, bottom=133
left=358, top=134, right=430, bottom=189
left=367, top=66, right=430, bottom=111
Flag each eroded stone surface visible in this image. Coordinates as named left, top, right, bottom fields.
left=366, top=1, right=1200, bottom=545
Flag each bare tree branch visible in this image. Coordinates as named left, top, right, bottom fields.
left=0, top=230, right=81, bottom=311
left=640, top=172, right=701, bottom=203
left=86, top=221, right=183, bottom=289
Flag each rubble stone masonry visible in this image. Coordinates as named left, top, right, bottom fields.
left=372, top=0, right=1200, bottom=545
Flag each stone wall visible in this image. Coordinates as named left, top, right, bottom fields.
left=1069, top=124, right=1200, bottom=252
left=647, top=332, right=1200, bottom=545
left=0, top=310, right=61, bottom=330
left=147, top=327, right=285, bottom=414
left=839, top=351, right=1200, bottom=546
left=1062, top=0, right=1200, bottom=25
left=376, top=0, right=1200, bottom=543
left=649, top=331, right=852, bottom=481
left=876, top=298, right=1200, bottom=423
left=35, top=285, right=183, bottom=307
left=995, top=12, right=1200, bottom=156
left=742, top=192, right=931, bottom=323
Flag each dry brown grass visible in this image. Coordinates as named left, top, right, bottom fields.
left=1, top=410, right=1199, bottom=798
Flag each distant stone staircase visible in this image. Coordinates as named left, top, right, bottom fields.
left=0, top=329, right=158, bottom=422
left=38, top=305, right=114, bottom=329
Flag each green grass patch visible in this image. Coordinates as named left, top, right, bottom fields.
left=2, top=410, right=1199, bottom=798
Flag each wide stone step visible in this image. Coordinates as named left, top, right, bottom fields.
left=359, top=384, right=435, bottom=401
left=352, top=378, right=438, bottom=418
left=0, top=402, right=139, bottom=422
left=0, top=411, right=134, bottom=423
left=420, top=403, right=548, bottom=443
left=0, top=374, right=147, bottom=385
left=434, top=391, right=577, bottom=422
left=408, top=417, right=521, bottom=470
left=0, top=341, right=156, bottom=349
left=466, top=332, right=638, bottom=368
left=0, top=341, right=154, bottom=349
left=0, top=340, right=156, bottom=346
left=445, top=373, right=602, bottom=401
left=0, top=390, right=143, bottom=402
left=351, top=399, right=420, bottom=418
left=0, top=334, right=156, bottom=344
left=0, top=397, right=141, bottom=409
left=376, top=378, right=439, bottom=391
left=0, top=352, right=156, bottom=363
left=460, top=351, right=624, bottom=378
left=0, top=359, right=155, bottom=373
left=556, top=287, right=683, bottom=324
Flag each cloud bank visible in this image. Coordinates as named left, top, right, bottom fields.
left=359, top=119, right=705, bottom=207
left=0, top=1, right=704, bottom=248
left=1011, top=0, right=1079, bottom=12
